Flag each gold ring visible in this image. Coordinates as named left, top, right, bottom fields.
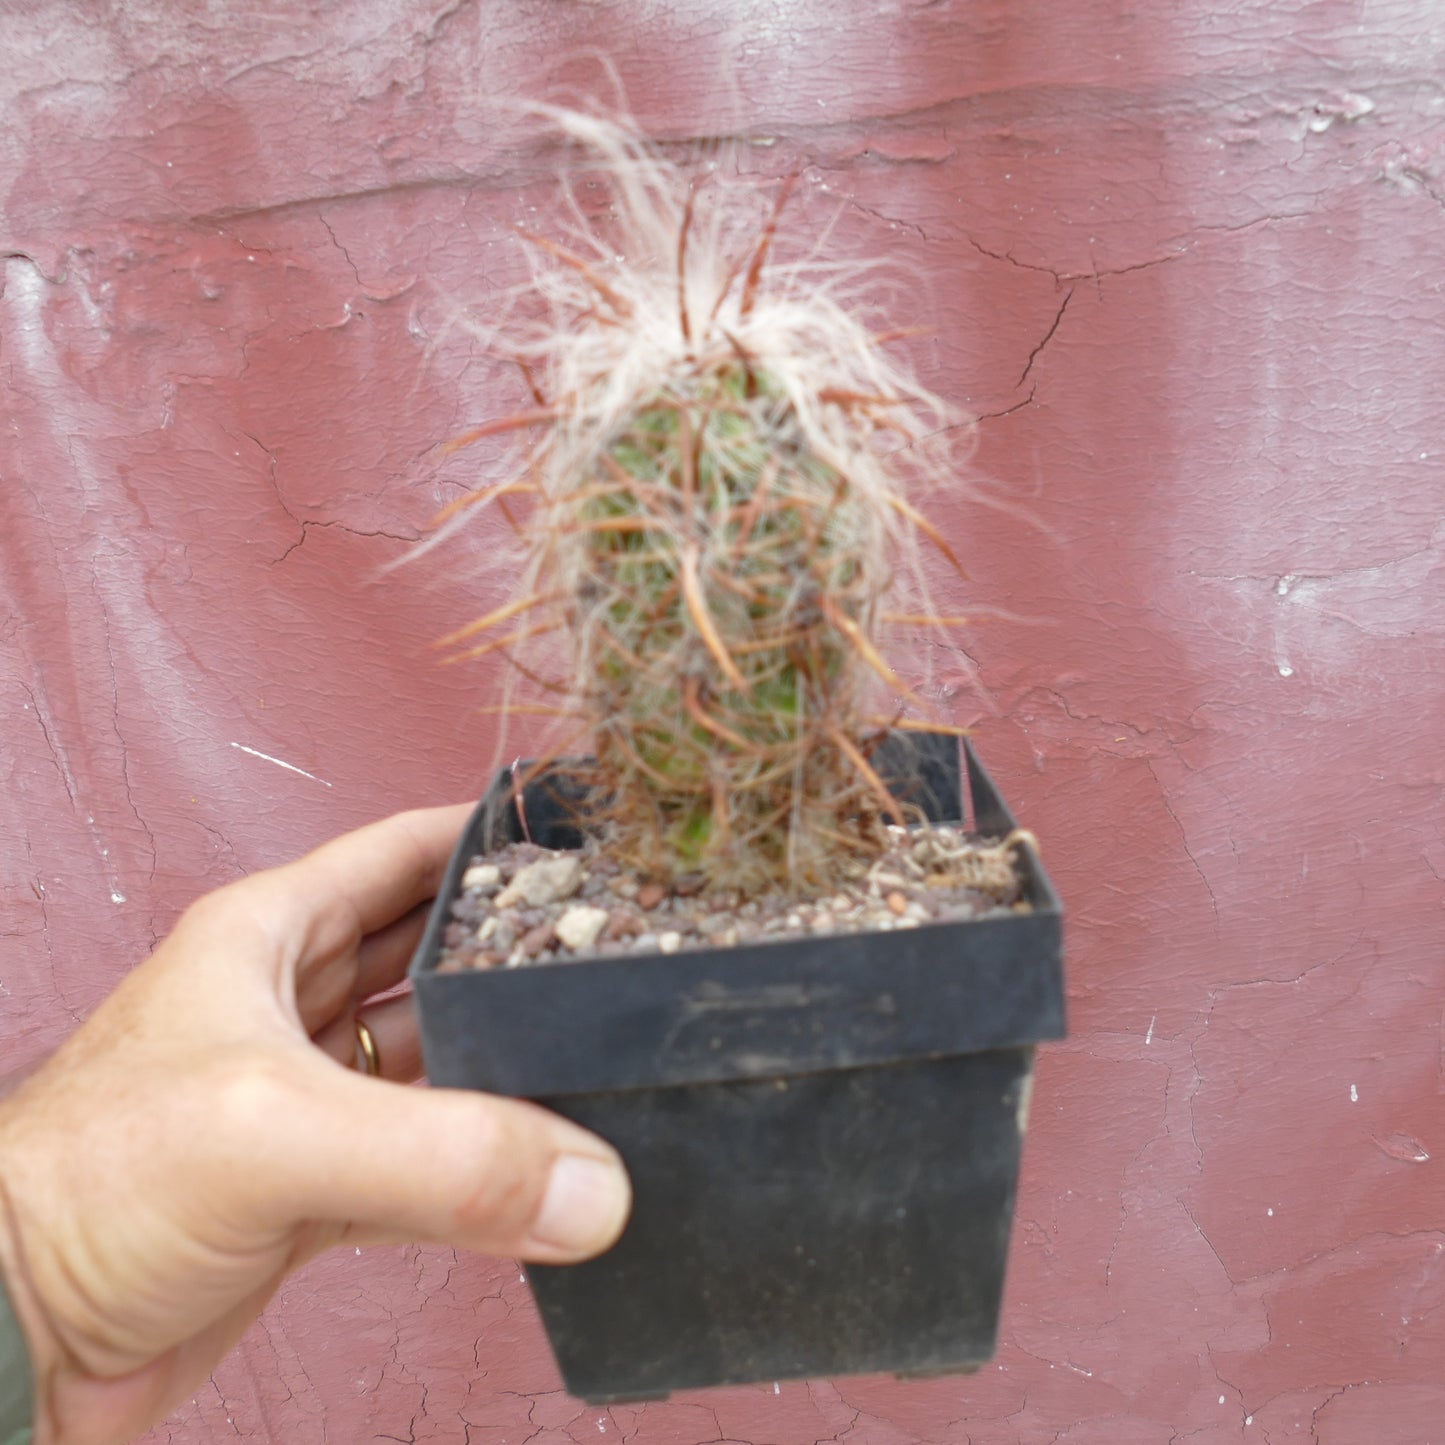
left=355, top=1017, right=381, bottom=1077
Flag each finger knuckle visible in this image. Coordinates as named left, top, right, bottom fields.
left=209, top=1055, right=304, bottom=1140
left=449, top=1107, right=546, bottom=1240
left=180, top=881, right=269, bottom=946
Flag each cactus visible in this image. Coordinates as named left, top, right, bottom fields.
left=436, top=111, right=966, bottom=894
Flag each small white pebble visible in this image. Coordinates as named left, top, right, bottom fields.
left=496, top=855, right=583, bottom=908
left=476, top=916, right=497, bottom=943
left=462, top=862, right=501, bottom=893
left=658, top=931, right=682, bottom=954
left=555, top=904, right=610, bottom=953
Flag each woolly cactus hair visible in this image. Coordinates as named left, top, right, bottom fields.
left=436, top=108, right=970, bottom=893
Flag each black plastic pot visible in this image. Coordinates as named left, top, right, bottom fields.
left=411, top=734, right=1064, bottom=1403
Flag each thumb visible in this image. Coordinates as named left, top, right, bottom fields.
left=260, top=1063, right=632, bottom=1264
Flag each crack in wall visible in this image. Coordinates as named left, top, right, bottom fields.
left=18, top=680, right=76, bottom=807
left=210, top=1377, right=245, bottom=1437
left=196, top=818, right=245, bottom=878
left=318, top=213, right=364, bottom=288
left=845, top=197, right=929, bottom=243
left=1309, top=1379, right=1372, bottom=1441
left=974, top=386, right=1037, bottom=421
left=1016, top=289, right=1073, bottom=389
left=241, top=429, right=297, bottom=535
left=1147, top=759, right=1221, bottom=935
left=1020, top=684, right=1202, bottom=752
left=271, top=517, right=419, bottom=566
left=1184, top=1202, right=1234, bottom=1282
left=966, top=233, right=1187, bottom=285
left=239, top=430, right=416, bottom=563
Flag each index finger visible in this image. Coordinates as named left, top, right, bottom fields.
left=250, top=803, right=475, bottom=964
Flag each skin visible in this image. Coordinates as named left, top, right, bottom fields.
left=0, top=805, right=632, bottom=1445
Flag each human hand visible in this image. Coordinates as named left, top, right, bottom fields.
left=0, top=806, right=631, bottom=1445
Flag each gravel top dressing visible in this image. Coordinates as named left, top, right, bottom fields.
left=435, top=824, right=1031, bottom=972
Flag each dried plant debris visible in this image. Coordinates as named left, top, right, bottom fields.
left=435, top=827, right=1032, bottom=972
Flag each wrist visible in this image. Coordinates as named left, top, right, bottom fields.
left=0, top=1111, right=58, bottom=1445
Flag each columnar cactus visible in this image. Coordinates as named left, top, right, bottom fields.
left=438, top=111, right=966, bottom=893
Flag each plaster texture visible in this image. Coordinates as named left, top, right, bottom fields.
left=2, top=2, right=1443, bottom=1441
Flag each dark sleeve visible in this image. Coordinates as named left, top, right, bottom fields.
left=0, top=1270, right=33, bottom=1445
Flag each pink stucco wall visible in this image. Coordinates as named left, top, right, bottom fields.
left=3, top=2, right=1443, bottom=1441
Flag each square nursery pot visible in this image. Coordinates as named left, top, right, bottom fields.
left=410, top=734, right=1065, bottom=1403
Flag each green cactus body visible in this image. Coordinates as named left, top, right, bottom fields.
left=560, top=358, right=885, bottom=890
